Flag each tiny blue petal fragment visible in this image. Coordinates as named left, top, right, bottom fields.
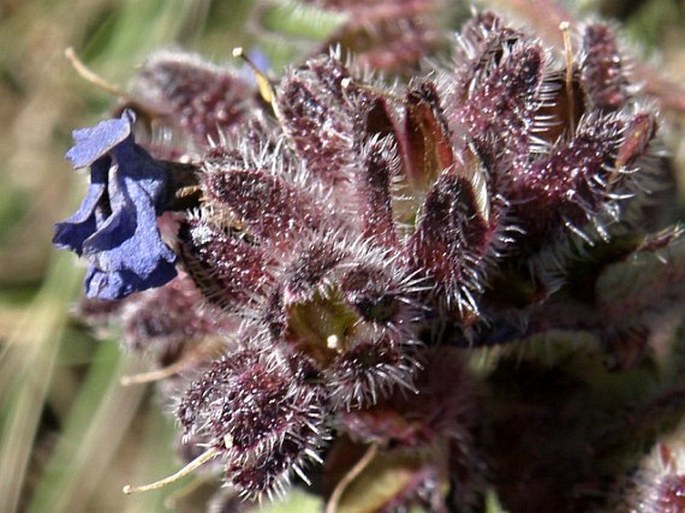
left=53, top=109, right=177, bottom=300
left=237, top=47, right=271, bottom=85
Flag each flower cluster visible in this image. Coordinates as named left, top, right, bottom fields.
left=56, top=6, right=685, bottom=513
left=54, top=110, right=177, bottom=299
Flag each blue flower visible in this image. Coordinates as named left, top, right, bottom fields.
left=53, top=110, right=177, bottom=299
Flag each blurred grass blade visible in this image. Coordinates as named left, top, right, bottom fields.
left=0, top=252, right=81, bottom=513
left=25, top=340, right=147, bottom=513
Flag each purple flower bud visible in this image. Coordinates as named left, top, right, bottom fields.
left=277, top=55, right=358, bottom=186
left=130, top=51, right=258, bottom=147
left=507, top=111, right=655, bottom=246
left=452, top=42, right=544, bottom=156
left=407, top=155, right=495, bottom=317
left=177, top=218, right=273, bottom=310
left=325, top=336, right=418, bottom=408
left=203, top=167, right=329, bottom=250
left=53, top=110, right=177, bottom=299
left=580, top=24, right=629, bottom=111
left=177, top=349, right=329, bottom=498
left=356, top=136, right=400, bottom=247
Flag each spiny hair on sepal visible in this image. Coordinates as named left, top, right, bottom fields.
left=176, top=216, right=275, bottom=312
left=577, top=22, right=631, bottom=112
left=53, top=7, right=678, bottom=511
left=613, top=434, right=685, bottom=513
left=324, top=333, right=421, bottom=409
left=176, top=344, right=330, bottom=499
left=407, top=152, right=506, bottom=319
left=200, top=162, right=339, bottom=251
left=355, top=134, right=402, bottom=247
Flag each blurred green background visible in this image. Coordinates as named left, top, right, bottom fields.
left=0, top=1, right=683, bottom=512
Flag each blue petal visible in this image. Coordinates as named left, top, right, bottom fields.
left=65, top=110, right=135, bottom=169
left=85, top=167, right=175, bottom=270
left=56, top=109, right=178, bottom=300
left=110, top=136, right=169, bottom=213
left=83, top=166, right=176, bottom=298
left=52, top=157, right=110, bottom=254
left=84, top=257, right=177, bottom=300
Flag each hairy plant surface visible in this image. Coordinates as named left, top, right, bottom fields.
left=52, top=3, right=685, bottom=513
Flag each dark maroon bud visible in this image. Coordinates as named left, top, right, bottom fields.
left=177, top=351, right=249, bottom=433
left=203, top=167, right=329, bottom=249
left=325, top=335, right=419, bottom=408
left=580, top=24, right=629, bottom=111
left=177, top=349, right=329, bottom=498
left=177, top=218, right=273, bottom=310
left=407, top=154, right=495, bottom=317
left=357, top=136, right=400, bottom=247
left=227, top=438, right=308, bottom=498
left=453, top=43, right=544, bottom=157
left=276, top=55, right=358, bottom=186
left=453, top=13, right=523, bottom=96
left=507, top=111, right=656, bottom=247
left=129, top=51, right=257, bottom=147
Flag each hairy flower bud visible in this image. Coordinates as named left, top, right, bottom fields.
left=579, top=24, right=629, bottom=111
left=177, top=218, right=274, bottom=311
left=129, top=51, right=259, bottom=147
left=178, top=347, right=329, bottom=497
